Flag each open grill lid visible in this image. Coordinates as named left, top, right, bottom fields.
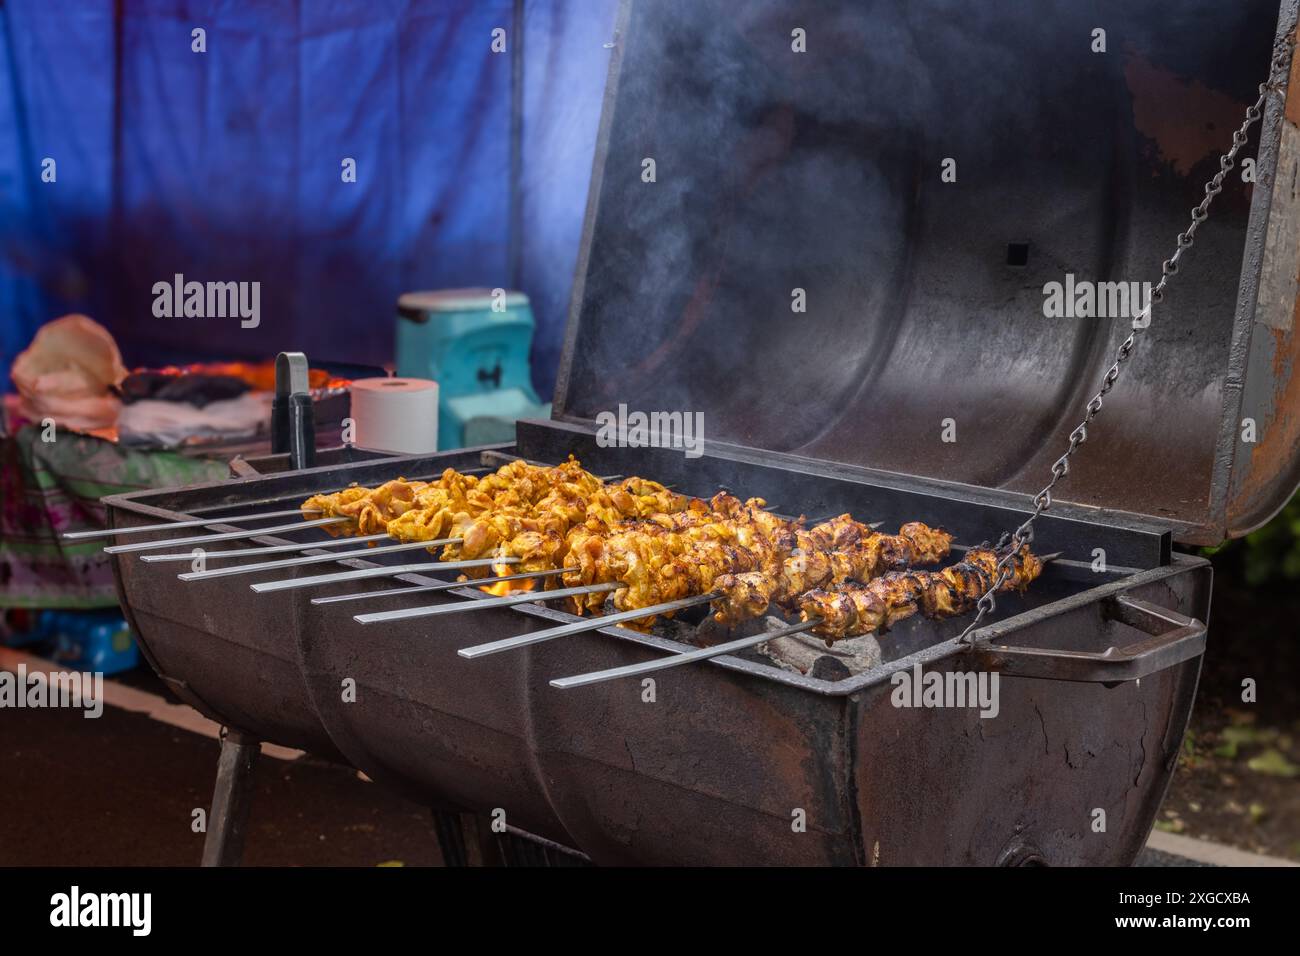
left=553, top=0, right=1300, bottom=545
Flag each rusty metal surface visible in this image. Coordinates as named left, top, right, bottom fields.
left=850, top=654, right=1204, bottom=866
left=231, top=444, right=395, bottom=479
left=293, top=578, right=575, bottom=845
left=511, top=556, right=1209, bottom=865
left=555, top=0, right=1300, bottom=546
left=1228, top=14, right=1300, bottom=537
left=109, top=508, right=341, bottom=757
left=103, top=446, right=504, bottom=759
left=974, top=594, right=1207, bottom=683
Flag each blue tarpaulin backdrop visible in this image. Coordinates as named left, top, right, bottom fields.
left=0, top=0, right=619, bottom=396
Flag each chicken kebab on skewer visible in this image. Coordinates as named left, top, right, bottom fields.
left=706, top=516, right=955, bottom=626
left=302, top=465, right=480, bottom=535
left=561, top=492, right=794, bottom=616
left=300, top=458, right=690, bottom=572
left=300, top=456, right=1002, bottom=635
left=796, top=544, right=1044, bottom=643
left=301, top=458, right=800, bottom=602
left=301, top=457, right=610, bottom=536
left=453, top=490, right=785, bottom=603
left=558, top=503, right=953, bottom=626
left=432, top=474, right=691, bottom=574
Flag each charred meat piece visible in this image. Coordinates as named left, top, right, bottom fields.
left=710, top=519, right=954, bottom=626
left=797, top=545, right=1043, bottom=642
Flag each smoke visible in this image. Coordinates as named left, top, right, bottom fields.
left=563, top=0, right=1282, bottom=501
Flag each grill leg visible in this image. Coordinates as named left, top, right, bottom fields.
left=431, top=809, right=504, bottom=867
left=201, top=729, right=260, bottom=867
left=430, top=809, right=589, bottom=867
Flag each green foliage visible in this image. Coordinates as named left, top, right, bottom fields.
left=1247, top=749, right=1300, bottom=778
left=1203, top=492, right=1300, bottom=587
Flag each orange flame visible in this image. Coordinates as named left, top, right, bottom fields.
left=133, top=361, right=349, bottom=391
left=479, top=551, right=536, bottom=596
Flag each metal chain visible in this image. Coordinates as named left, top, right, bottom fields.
left=958, top=33, right=1297, bottom=645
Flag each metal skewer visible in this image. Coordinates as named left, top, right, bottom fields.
left=458, top=591, right=723, bottom=659
left=550, top=617, right=825, bottom=689
left=305, top=515, right=885, bottom=610
left=479, top=549, right=1062, bottom=668
left=176, top=497, right=736, bottom=574
left=177, top=536, right=460, bottom=581
left=145, top=498, right=789, bottom=566
left=114, top=474, right=644, bottom=553
left=84, top=466, right=491, bottom=536
left=142, top=531, right=393, bottom=562
left=546, top=553, right=1065, bottom=690
left=804, top=513, right=841, bottom=525
left=171, top=467, right=493, bottom=517
left=155, top=510, right=705, bottom=565
left=454, top=521, right=897, bottom=657
left=135, top=475, right=659, bottom=561
left=103, top=517, right=350, bottom=554
left=310, top=566, right=577, bottom=605
left=249, top=556, right=518, bottom=593
left=108, top=475, right=753, bottom=565
left=78, top=466, right=622, bottom=544
left=63, top=508, right=323, bottom=540
left=353, top=582, right=623, bottom=624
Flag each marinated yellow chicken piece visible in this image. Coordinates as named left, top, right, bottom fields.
left=303, top=456, right=653, bottom=551
left=559, top=495, right=792, bottom=618
left=434, top=473, right=689, bottom=573
left=303, top=478, right=433, bottom=536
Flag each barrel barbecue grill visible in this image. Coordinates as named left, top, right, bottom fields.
left=94, top=0, right=1300, bottom=865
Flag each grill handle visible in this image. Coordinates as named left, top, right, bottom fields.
left=271, top=351, right=316, bottom=470
left=972, top=594, right=1205, bottom=684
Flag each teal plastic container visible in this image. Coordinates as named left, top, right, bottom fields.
left=395, top=289, right=549, bottom=450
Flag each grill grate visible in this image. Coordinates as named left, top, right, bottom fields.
left=89, top=454, right=1073, bottom=688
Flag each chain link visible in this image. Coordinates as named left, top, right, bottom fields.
left=957, top=33, right=1296, bottom=644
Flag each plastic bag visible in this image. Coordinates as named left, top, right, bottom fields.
left=10, top=315, right=128, bottom=432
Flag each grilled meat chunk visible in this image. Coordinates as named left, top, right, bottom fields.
left=303, top=477, right=434, bottom=536
left=796, top=545, right=1043, bottom=642
left=710, top=519, right=954, bottom=626
left=560, top=495, right=789, bottom=616
left=302, top=458, right=689, bottom=568
left=299, top=459, right=1031, bottom=637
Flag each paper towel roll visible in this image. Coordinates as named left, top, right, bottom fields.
left=349, top=377, right=439, bottom=454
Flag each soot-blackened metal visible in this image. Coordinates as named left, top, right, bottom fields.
left=103, top=433, right=1211, bottom=865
